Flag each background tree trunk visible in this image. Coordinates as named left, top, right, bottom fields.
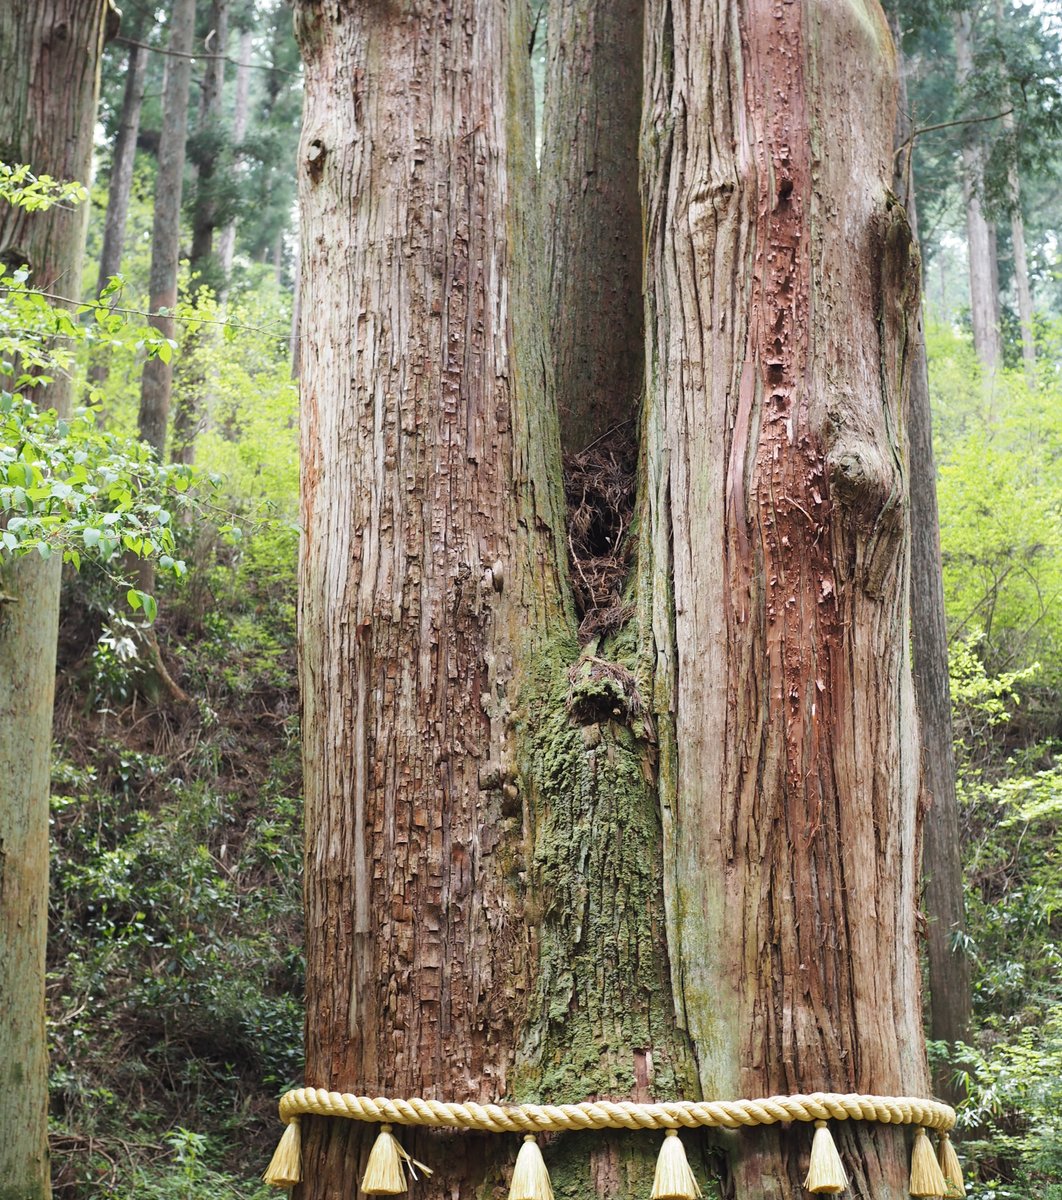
left=954, top=10, right=1002, bottom=373
left=217, top=25, right=252, bottom=298
left=95, top=10, right=149, bottom=300
left=541, top=0, right=644, bottom=452
left=0, top=3, right=110, bottom=1196
left=642, top=0, right=928, bottom=1194
left=893, top=22, right=971, bottom=1104
left=139, top=0, right=196, bottom=458
left=173, top=0, right=229, bottom=466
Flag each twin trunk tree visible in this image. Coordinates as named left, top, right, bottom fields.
left=295, top=2, right=934, bottom=1199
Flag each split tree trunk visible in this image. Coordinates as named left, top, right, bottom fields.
left=138, top=0, right=196, bottom=458
left=0, top=4, right=110, bottom=1197
left=296, top=2, right=936, bottom=1199
left=893, top=23, right=970, bottom=1102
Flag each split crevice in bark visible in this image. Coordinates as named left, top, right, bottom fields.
left=563, top=423, right=638, bottom=642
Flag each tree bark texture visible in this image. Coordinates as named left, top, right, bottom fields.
left=953, top=11, right=1002, bottom=373
left=296, top=1, right=561, bottom=1194
left=138, top=0, right=196, bottom=457
left=541, top=0, right=644, bottom=452
left=892, top=28, right=970, bottom=1101
left=0, top=4, right=109, bottom=1197
left=296, top=2, right=936, bottom=1199
left=641, top=0, right=927, bottom=1194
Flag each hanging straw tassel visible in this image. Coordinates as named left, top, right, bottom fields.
left=910, top=1127, right=949, bottom=1197
left=263, top=1116, right=302, bottom=1188
left=652, top=1128, right=702, bottom=1200
left=508, top=1134, right=554, bottom=1200
left=937, top=1132, right=965, bottom=1198
left=802, top=1120, right=848, bottom=1194
left=362, top=1124, right=434, bottom=1195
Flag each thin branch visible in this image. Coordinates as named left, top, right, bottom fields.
left=112, top=34, right=300, bottom=77
left=894, top=107, right=1015, bottom=156
left=0, top=286, right=290, bottom=340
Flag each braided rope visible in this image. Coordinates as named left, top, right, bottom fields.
left=276, top=1089, right=955, bottom=1135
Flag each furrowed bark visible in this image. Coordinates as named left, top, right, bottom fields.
left=893, top=25, right=970, bottom=1103
left=138, top=0, right=196, bottom=458
left=541, top=0, right=645, bottom=451
left=0, top=4, right=110, bottom=1197
left=642, top=1, right=928, bottom=1195
left=294, top=3, right=567, bottom=1196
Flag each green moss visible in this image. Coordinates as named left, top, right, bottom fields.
left=513, top=632, right=698, bottom=1106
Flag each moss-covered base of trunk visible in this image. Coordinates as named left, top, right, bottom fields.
left=513, top=630, right=699, bottom=1106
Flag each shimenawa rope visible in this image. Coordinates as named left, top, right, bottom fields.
left=263, top=1088, right=964, bottom=1198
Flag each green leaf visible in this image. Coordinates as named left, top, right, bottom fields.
left=126, top=588, right=142, bottom=612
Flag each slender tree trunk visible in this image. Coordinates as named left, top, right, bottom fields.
left=173, top=0, right=229, bottom=466
left=139, top=0, right=196, bottom=458
left=0, top=4, right=110, bottom=1197
left=289, top=242, right=300, bottom=380
left=954, top=11, right=1002, bottom=373
left=296, top=4, right=939, bottom=1200
left=541, top=0, right=644, bottom=451
left=642, top=0, right=927, bottom=1194
left=1009, top=199, right=1036, bottom=381
left=217, top=25, right=252, bottom=294
left=187, top=0, right=228, bottom=282
left=893, top=22, right=970, bottom=1103
left=96, top=13, right=148, bottom=299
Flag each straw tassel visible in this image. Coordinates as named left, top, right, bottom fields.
left=362, top=1124, right=434, bottom=1195
left=802, top=1120, right=848, bottom=1194
left=937, top=1132, right=965, bottom=1198
left=263, top=1116, right=302, bottom=1188
left=652, top=1128, right=702, bottom=1200
left=508, top=1134, right=554, bottom=1200
left=910, top=1127, right=949, bottom=1197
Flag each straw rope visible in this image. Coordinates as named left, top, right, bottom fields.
left=276, top=1089, right=956, bottom=1135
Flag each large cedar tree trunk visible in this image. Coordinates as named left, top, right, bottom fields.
left=295, top=2, right=934, bottom=1199
left=0, top=3, right=110, bottom=1196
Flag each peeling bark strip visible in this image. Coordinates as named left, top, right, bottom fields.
left=643, top=0, right=926, bottom=1195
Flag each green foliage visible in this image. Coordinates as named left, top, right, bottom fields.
left=947, top=644, right=1062, bottom=1197
left=929, top=321, right=1062, bottom=693
left=0, top=162, right=87, bottom=210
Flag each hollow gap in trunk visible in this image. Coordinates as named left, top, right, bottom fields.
left=563, top=421, right=637, bottom=643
